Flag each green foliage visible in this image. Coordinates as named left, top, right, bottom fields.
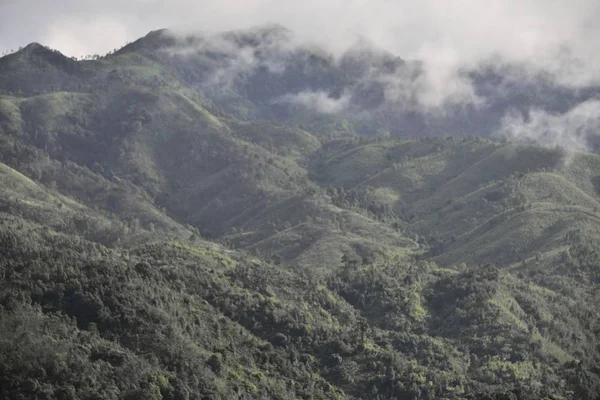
left=1, top=33, right=600, bottom=399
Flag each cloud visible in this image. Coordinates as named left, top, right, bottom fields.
left=161, top=25, right=297, bottom=89
left=276, top=90, right=350, bottom=114
left=383, top=61, right=483, bottom=111
left=498, top=100, right=600, bottom=151
left=162, top=27, right=482, bottom=111
left=1, top=0, right=599, bottom=85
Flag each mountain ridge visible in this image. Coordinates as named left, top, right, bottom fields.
left=1, top=25, right=600, bottom=399
left=4, top=25, right=599, bottom=142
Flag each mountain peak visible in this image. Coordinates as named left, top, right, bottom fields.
left=14, top=42, right=71, bottom=62
left=116, top=28, right=177, bottom=54
left=339, top=35, right=405, bottom=79
left=22, top=42, right=45, bottom=52
left=0, top=40, right=82, bottom=95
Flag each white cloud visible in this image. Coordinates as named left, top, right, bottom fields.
left=276, top=91, right=350, bottom=114
left=498, top=100, right=600, bottom=150
left=161, top=26, right=299, bottom=90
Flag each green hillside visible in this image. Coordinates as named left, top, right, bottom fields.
left=0, top=29, right=600, bottom=400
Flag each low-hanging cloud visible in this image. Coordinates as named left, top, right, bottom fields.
left=276, top=90, right=351, bottom=114
left=163, top=28, right=484, bottom=112
left=163, top=27, right=295, bottom=89
left=2, top=0, right=599, bottom=87
left=498, top=100, right=600, bottom=151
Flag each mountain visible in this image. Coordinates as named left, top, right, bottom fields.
left=110, top=27, right=600, bottom=139
left=1, top=26, right=600, bottom=399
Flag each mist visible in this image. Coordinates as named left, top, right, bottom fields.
left=498, top=100, right=600, bottom=151
left=2, top=0, right=599, bottom=84
left=276, top=91, right=351, bottom=114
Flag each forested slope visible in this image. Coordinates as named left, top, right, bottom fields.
left=1, top=27, right=600, bottom=399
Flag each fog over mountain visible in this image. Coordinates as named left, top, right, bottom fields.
left=2, top=0, right=600, bottom=81
left=2, top=0, right=599, bottom=149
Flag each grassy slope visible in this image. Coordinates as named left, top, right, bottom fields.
left=1, top=41, right=600, bottom=399
left=2, top=160, right=599, bottom=399
left=0, top=49, right=415, bottom=266
left=312, top=138, right=600, bottom=267
left=3, top=44, right=600, bottom=269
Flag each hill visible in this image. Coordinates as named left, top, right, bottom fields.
left=1, top=27, right=600, bottom=399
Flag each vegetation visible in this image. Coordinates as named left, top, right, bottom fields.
left=1, top=27, right=600, bottom=399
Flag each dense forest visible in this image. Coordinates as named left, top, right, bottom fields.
left=1, top=26, right=600, bottom=399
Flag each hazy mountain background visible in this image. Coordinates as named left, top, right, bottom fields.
left=1, top=21, right=600, bottom=400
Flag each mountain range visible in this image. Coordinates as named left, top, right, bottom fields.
left=1, top=25, right=600, bottom=399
